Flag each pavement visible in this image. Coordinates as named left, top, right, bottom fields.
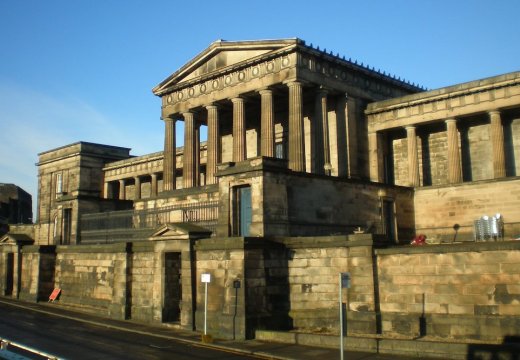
left=0, top=297, right=419, bottom=360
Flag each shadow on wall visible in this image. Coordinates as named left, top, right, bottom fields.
left=466, top=336, right=520, bottom=360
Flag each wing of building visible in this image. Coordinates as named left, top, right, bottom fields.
left=1, top=39, right=520, bottom=347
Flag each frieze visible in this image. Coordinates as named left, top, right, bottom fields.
left=299, top=53, right=394, bottom=97
left=162, top=54, right=293, bottom=107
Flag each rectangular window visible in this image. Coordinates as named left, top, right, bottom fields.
left=275, top=142, right=284, bottom=159
left=55, top=173, right=63, bottom=198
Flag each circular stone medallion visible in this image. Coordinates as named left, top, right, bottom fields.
left=252, top=67, right=260, bottom=76
left=212, top=80, right=219, bottom=89
left=266, top=61, right=275, bottom=72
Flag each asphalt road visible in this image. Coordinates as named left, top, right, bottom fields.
left=0, top=302, right=256, bottom=360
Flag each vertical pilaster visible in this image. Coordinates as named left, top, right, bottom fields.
left=232, top=97, right=246, bottom=162
left=206, top=104, right=220, bottom=185
left=163, top=117, right=177, bottom=191
left=183, top=111, right=196, bottom=188
left=406, top=126, right=420, bottom=187
left=489, top=110, right=506, bottom=178
left=134, top=176, right=141, bottom=200
left=118, top=179, right=126, bottom=200
left=260, top=89, right=275, bottom=157
left=151, top=173, right=158, bottom=196
left=287, top=81, right=305, bottom=172
left=446, top=118, right=462, bottom=184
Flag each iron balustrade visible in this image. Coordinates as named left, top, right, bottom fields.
left=80, top=201, right=218, bottom=244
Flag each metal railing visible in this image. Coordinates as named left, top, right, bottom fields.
left=80, top=201, right=218, bottom=244
left=0, top=338, right=62, bottom=360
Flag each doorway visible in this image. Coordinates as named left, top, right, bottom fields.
left=63, top=208, right=72, bottom=245
left=163, top=252, right=182, bottom=322
left=234, top=186, right=252, bottom=236
left=5, top=253, right=14, bottom=296
left=382, top=199, right=397, bottom=243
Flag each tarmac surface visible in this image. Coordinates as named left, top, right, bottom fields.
left=0, top=297, right=420, bottom=360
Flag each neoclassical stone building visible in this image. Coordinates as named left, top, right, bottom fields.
left=2, top=39, right=520, bottom=347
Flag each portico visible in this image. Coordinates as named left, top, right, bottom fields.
left=153, top=39, right=421, bottom=191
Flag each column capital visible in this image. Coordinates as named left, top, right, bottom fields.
left=488, top=109, right=501, bottom=116
left=445, top=118, right=457, bottom=125
left=258, top=88, right=273, bottom=96
left=316, top=86, right=329, bottom=96
left=405, top=125, right=416, bottom=131
left=205, top=103, right=219, bottom=110
left=285, top=80, right=302, bottom=88
left=182, top=111, right=194, bottom=118
left=162, top=115, right=177, bottom=122
left=230, top=96, right=244, bottom=104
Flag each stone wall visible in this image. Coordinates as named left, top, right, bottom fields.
left=54, top=243, right=130, bottom=319
left=19, top=245, right=56, bottom=302
left=194, top=237, right=246, bottom=339
left=414, top=177, right=520, bottom=242
left=216, top=157, right=415, bottom=241
left=376, top=242, right=520, bottom=341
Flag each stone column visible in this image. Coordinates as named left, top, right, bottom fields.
left=183, top=111, right=196, bottom=188
left=103, top=182, right=110, bottom=199
left=345, top=95, right=359, bottom=179
left=134, top=176, right=141, bottom=200
left=369, top=132, right=384, bottom=183
left=195, top=121, right=200, bottom=186
left=151, top=173, right=158, bottom=196
left=315, top=88, right=330, bottom=175
left=232, top=97, right=246, bottom=162
left=260, top=89, right=275, bottom=157
left=446, top=118, right=462, bottom=184
left=163, top=117, right=177, bottom=191
left=118, top=179, right=126, bottom=200
left=287, top=81, right=305, bottom=172
left=206, top=104, right=220, bottom=185
left=489, top=110, right=506, bottom=178
left=406, top=126, right=420, bottom=187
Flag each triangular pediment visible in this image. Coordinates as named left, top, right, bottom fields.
left=149, top=223, right=212, bottom=241
left=153, top=38, right=301, bottom=95
left=0, top=233, right=34, bottom=245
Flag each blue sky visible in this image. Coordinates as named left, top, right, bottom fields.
left=1, top=0, right=519, bottom=219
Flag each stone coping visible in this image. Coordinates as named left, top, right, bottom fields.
left=375, top=240, right=520, bottom=256
left=366, top=70, right=520, bottom=113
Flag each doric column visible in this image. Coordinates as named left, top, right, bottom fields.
left=406, top=126, right=420, bottom=187
left=287, top=81, right=305, bottom=172
left=118, top=179, right=126, bottom=200
left=315, top=88, right=330, bottom=174
left=369, top=132, right=384, bottom=183
left=232, top=97, right=246, bottom=162
left=183, top=111, right=196, bottom=188
left=151, top=173, right=158, bottom=196
left=345, top=95, right=359, bottom=179
left=103, top=182, right=110, bottom=199
left=195, top=121, right=200, bottom=186
left=163, top=117, right=177, bottom=191
left=446, top=118, right=462, bottom=184
left=134, top=176, right=141, bottom=200
left=489, top=110, right=506, bottom=178
left=260, top=89, right=275, bottom=157
left=206, top=104, right=220, bottom=185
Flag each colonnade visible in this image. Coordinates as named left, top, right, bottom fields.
left=105, top=173, right=161, bottom=201
left=162, top=81, right=345, bottom=190
left=371, top=109, right=508, bottom=186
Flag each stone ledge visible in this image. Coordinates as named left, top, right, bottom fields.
left=254, top=330, right=509, bottom=359
left=375, top=240, right=520, bottom=256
